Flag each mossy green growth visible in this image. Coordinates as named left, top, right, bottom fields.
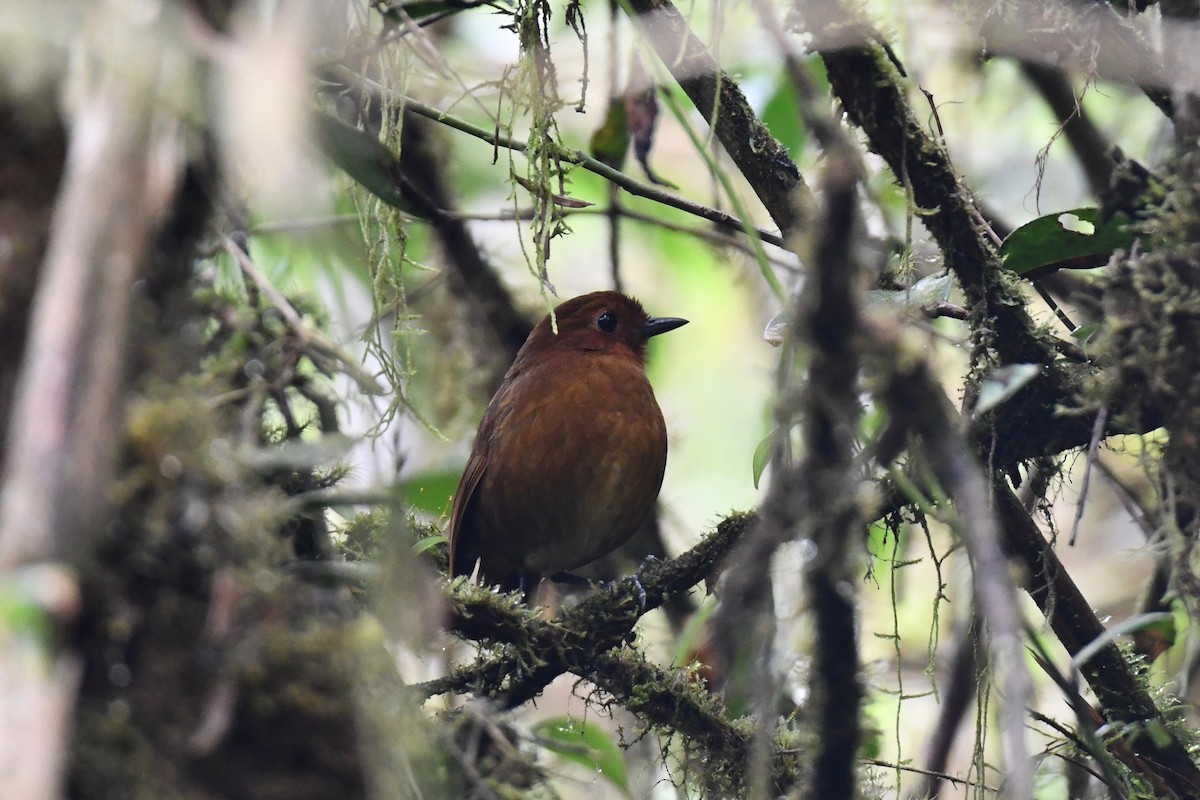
left=1098, top=150, right=1200, bottom=534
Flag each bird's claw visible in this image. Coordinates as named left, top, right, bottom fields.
left=635, top=554, right=662, bottom=578
left=630, top=575, right=648, bottom=610
left=591, top=575, right=647, bottom=611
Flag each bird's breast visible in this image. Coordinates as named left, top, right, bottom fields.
left=477, top=352, right=668, bottom=576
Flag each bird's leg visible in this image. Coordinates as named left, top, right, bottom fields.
left=624, top=574, right=648, bottom=610
left=548, top=571, right=592, bottom=588
left=618, top=554, right=668, bottom=610
left=517, top=571, right=549, bottom=605
left=550, top=568, right=649, bottom=609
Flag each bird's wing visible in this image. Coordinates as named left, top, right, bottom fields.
left=448, top=374, right=518, bottom=579
left=445, top=364, right=534, bottom=582
left=447, top=443, right=487, bottom=578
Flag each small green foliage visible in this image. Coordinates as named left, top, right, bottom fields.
left=672, top=594, right=717, bottom=669
left=414, top=533, right=447, bottom=555
left=999, top=208, right=1135, bottom=279
left=532, top=716, right=632, bottom=798
left=751, top=427, right=778, bottom=489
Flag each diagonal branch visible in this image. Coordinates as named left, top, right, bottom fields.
left=800, top=2, right=1055, bottom=369
left=435, top=583, right=802, bottom=796
left=321, top=67, right=791, bottom=250
left=867, top=336, right=1200, bottom=796
left=994, top=486, right=1200, bottom=798
left=420, top=514, right=805, bottom=795
left=422, top=512, right=751, bottom=704
left=621, top=0, right=813, bottom=236
left=790, top=1, right=1107, bottom=479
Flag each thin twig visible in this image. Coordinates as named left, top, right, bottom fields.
left=1068, top=405, right=1109, bottom=546
left=866, top=317, right=1035, bottom=800
left=251, top=214, right=359, bottom=233
left=622, top=0, right=812, bottom=235
left=438, top=204, right=795, bottom=259
left=223, top=236, right=385, bottom=395
left=860, top=757, right=997, bottom=793
left=1094, top=457, right=1155, bottom=540
left=324, top=66, right=790, bottom=251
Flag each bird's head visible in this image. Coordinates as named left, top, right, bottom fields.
left=523, top=291, right=688, bottom=364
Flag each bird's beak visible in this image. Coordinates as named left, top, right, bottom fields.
left=643, top=316, right=689, bottom=338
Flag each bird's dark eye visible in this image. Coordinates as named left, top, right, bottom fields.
left=596, top=311, right=617, bottom=332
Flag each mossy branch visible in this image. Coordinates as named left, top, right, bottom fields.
left=788, top=1, right=1137, bottom=479
left=420, top=513, right=808, bottom=794
left=806, top=6, right=1051, bottom=363
left=427, top=460, right=1200, bottom=795
left=422, top=512, right=753, bottom=703
left=588, top=647, right=802, bottom=796
left=438, top=589, right=802, bottom=795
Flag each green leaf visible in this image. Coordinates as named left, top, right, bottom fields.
left=414, top=534, right=447, bottom=555
left=532, top=717, right=631, bottom=798
left=999, top=207, right=1136, bottom=280
left=0, top=565, right=75, bottom=651
left=0, top=590, right=53, bottom=648
left=1145, top=718, right=1174, bottom=749
left=672, top=594, right=717, bottom=668
left=1071, top=322, right=1100, bottom=346
left=752, top=427, right=778, bottom=489
left=865, top=272, right=954, bottom=312
left=974, top=363, right=1040, bottom=416
left=760, top=58, right=827, bottom=162
left=377, top=1, right=502, bottom=24
left=859, top=717, right=883, bottom=760
left=312, top=112, right=423, bottom=217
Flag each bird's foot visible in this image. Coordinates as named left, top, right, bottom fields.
left=549, top=571, right=646, bottom=610
left=635, top=554, right=663, bottom=578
